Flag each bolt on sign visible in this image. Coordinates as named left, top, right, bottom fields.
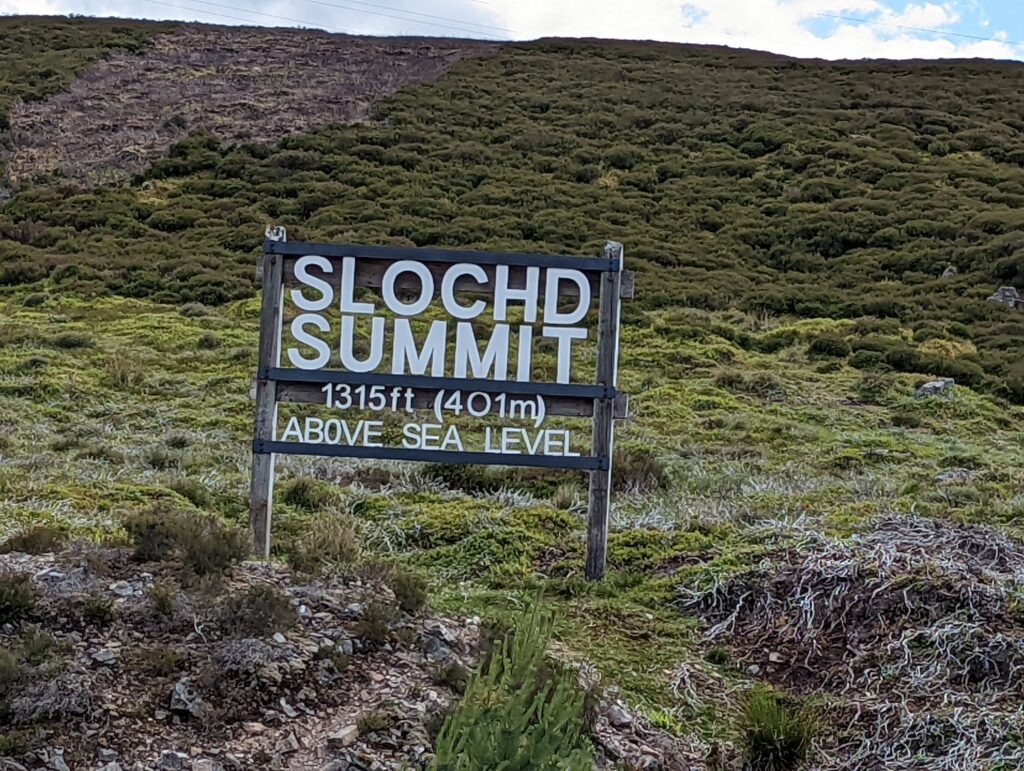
left=250, top=229, right=632, bottom=580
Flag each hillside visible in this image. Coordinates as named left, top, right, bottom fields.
left=0, top=16, right=1023, bottom=771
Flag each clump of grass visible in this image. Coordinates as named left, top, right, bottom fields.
left=287, top=512, right=360, bottom=574
left=143, top=446, right=181, bottom=469
left=123, top=508, right=248, bottom=577
left=79, top=592, right=118, bottom=627
left=0, top=574, right=38, bottom=624
left=219, top=584, right=297, bottom=638
left=18, top=628, right=62, bottom=666
left=75, top=441, right=124, bottom=464
left=279, top=475, right=339, bottom=511
left=808, top=333, right=851, bottom=357
left=22, top=292, right=47, bottom=307
left=51, top=331, right=93, bottom=349
left=389, top=566, right=428, bottom=614
left=0, top=525, right=66, bottom=555
left=433, top=661, right=469, bottom=694
left=357, top=710, right=395, bottom=734
left=612, top=443, right=668, bottom=492
left=740, top=687, right=816, bottom=771
left=549, top=482, right=577, bottom=510
left=197, top=331, right=220, bottom=349
left=136, top=644, right=185, bottom=677
left=164, top=431, right=191, bottom=449
left=354, top=601, right=396, bottom=648
left=146, top=578, right=179, bottom=617
left=180, top=302, right=210, bottom=317
left=168, top=476, right=212, bottom=508
left=706, top=646, right=731, bottom=666
left=104, top=353, right=146, bottom=389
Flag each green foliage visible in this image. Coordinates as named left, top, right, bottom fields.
left=808, top=333, right=851, bottom=358
left=79, top=592, right=118, bottom=627
left=123, top=507, right=248, bottom=575
left=0, top=525, right=66, bottom=555
left=287, top=512, right=360, bottom=573
left=0, top=574, right=37, bottom=624
left=145, top=578, right=180, bottom=617
left=740, top=687, right=816, bottom=771
left=278, top=476, right=340, bottom=511
left=612, top=443, right=668, bottom=492
left=354, top=600, right=397, bottom=648
left=389, top=565, right=429, bottom=614
left=136, top=644, right=185, bottom=676
left=50, top=331, right=93, bottom=349
left=357, top=710, right=395, bottom=734
left=218, top=583, right=297, bottom=638
left=432, top=601, right=593, bottom=771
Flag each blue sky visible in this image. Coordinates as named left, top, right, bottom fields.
left=2, top=0, right=1022, bottom=60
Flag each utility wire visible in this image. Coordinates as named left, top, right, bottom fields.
left=140, top=0, right=511, bottom=38
left=297, top=0, right=513, bottom=35
left=816, top=12, right=1022, bottom=48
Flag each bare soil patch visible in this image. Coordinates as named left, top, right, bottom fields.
left=3, top=26, right=493, bottom=186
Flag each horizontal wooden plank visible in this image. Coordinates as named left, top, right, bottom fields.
left=275, top=382, right=629, bottom=419
left=281, top=256, right=601, bottom=298
left=267, top=240, right=619, bottom=273
left=254, top=439, right=606, bottom=470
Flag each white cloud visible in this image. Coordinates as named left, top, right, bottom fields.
left=1, top=0, right=1020, bottom=60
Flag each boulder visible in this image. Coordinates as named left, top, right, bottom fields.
left=915, top=378, right=954, bottom=398
left=987, top=286, right=1023, bottom=309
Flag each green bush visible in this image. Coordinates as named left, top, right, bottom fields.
left=279, top=476, right=340, bottom=511
left=123, top=508, right=248, bottom=574
left=287, top=512, right=360, bottom=574
left=51, top=331, right=93, bottom=349
left=218, top=583, right=297, bottom=638
left=389, top=565, right=428, bottom=614
left=808, top=333, right=851, bottom=358
left=79, top=592, right=118, bottom=627
left=740, top=687, right=816, bottom=771
left=431, top=602, right=593, bottom=771
left=0, top=525, right=66, bottom=555
left=0, top=574, right=38, bottom=624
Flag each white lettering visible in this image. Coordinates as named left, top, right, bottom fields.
left=542, top=325, right=587, bottom=384
left=543, top=269, right=590, bottom=325
left=340, top=316, right=385, bottom=372
left=454, top=322, right=510, bottom=379
left=494, top=265, right=539, bottom=322
left=339, top=256, right=374, bottom=314
left=382, top=260, right=434, bottom=316
left=440, top=263, right=487, bottom=319
left=291, top=255, right=333, bottom=311
left=287, top=313, right=331, bottom=369
left=391, top=318, right=447, bottom=376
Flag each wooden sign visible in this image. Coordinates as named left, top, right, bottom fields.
left=250, top=229, right=631, bottom=580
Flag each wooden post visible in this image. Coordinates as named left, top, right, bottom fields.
left=249, top=229, right=285, bottom=559
left=585, top=241, right=623, bottom=581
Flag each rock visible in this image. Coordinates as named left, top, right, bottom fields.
left=327, top=725, right=360, bottom=749
left=275, top=732, right=301, bottom=754
left=607, top=704, right=633, bottom=728
left=320, top=763, right=348, bottom=771
left=767, top=651, right=785, bottom=664
left=47, top=750, right=70, bottom=771
left=746, top=664, right=761, bottom=676
left=272, top=632, right=287, bottom=644
left=935, top=468, right=973, bottom=484
left=96, top=764, right=122, bottom=771
left=941, top=266, right=957, bottom=278
left=170, top=679, right=205, bottom=719
left=915, top=378, right=954, bottom=398
left=279, top=698, right=298, bottom=718
left=243, top=721, right=266, bottom=735
left=159, top=751, right=189, bottom=770
left=92, top=649, right=117, bottom=664
left=988, top=286, right=1023, bottom=310
left=99, top=749, right=119, bottom=762
left=191, top=760, right=218, bottom=771
left=109, top=580, right=135, bottom=597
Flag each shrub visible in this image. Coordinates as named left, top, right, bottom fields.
left=146, top=579, right=179, bottom=617
left=431, top=601, right=593, bottom=770
left=808, top=333, right=851, bottom=358
left=279, top=476, right=339, bottom=511
left=143, top=446, right=181, bottom=469
left=51, top=331, right=93, bottom=349
left=105, top=354, right=146, bottom=389
left=433, top=661, right=469, bottom=694
left=219, top=584, right=297, bottom=638
left=740, top=687, right=816, bottom=771
left=22, top=292, right=47, bottom=307
left=287, top=513, right=360, bottom=574
left=848, top=350, right=889, bottom=371
left=136, top=644, right=185, bottom=677
left=0, top=574, right=38, bottom=624
left=197, top=331, right=220, bottom=349
left=18, top=628, right=61, bottom=666
left=389, top=566, right=428, bottom=614
left=123, top=508, right=248, bottom=574
left=168, top=476, right=212, bottom=509
left=0, top=525, right=66, bottom=555
left=357, top=710, right=395, bottom=734
left=354, top=601, right=396, bottom=649
left=612, top=443, right=668, bottom=492
left=79, top=592, right=118, bottom=627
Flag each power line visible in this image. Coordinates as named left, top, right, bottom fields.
left=298, top=0, right=513, bottom=35
left=140, top=0, right=511, bottom=38
left=816, top=12, right=1022, bottom=48
left=137, top=0, right=352, bottom=33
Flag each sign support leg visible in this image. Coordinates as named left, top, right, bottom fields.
left=250, top=239, right=284, bottom=560
left=586, top=242, right=623, bottom=581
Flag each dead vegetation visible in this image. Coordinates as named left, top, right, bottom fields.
left=3, top=25, right=494, bottom=186
left=680, top=515, right=1024, bottom=769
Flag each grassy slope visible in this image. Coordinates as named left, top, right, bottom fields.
left=1, top=18, right=1024, bottom=763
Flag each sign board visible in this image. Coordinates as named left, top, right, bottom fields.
left=250, top=230, right=631, bottom=579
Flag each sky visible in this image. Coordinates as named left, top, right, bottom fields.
left=1, top=0, right=1022, bottom=60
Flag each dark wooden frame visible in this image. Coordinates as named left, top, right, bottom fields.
left=250, top=234, right=630, bottom=579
